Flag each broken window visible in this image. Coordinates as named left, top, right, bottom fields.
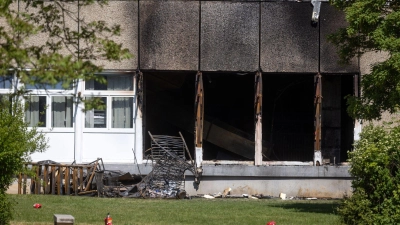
left=144, top=72, right=355, bottom=163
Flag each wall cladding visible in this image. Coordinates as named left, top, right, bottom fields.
left=200, top=1, right=259, bottom=72
left=140, top=1, right=199, bottom=71
left=261, top=2, right=319, bottom=73
left=7, top=1, right=360, bottom=72
left=81, top=1, right=138, bottom=70
left=320, top=3, right=359, bottom=73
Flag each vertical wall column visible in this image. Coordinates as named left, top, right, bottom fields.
left=353, top=74, right=361, bottom=141
left=74, top=79, right=84, bottom=163
left=134, top=72, right=143, bottom=164
left=254, top=72, right=263, bottom=165
left=314, top=73, right=322, bottom=166
left=195, top=71, right=204, bottom=168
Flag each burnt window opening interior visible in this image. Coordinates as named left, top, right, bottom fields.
left=322, top=74, right=354, bottom=164
left=263, top=74, right=314, bottom=161
left=144, top=72, right=354, bottom=163
left=144, top=71, right=196, bottom=160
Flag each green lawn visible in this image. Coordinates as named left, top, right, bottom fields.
left=9, top=194, right=341, bottom=225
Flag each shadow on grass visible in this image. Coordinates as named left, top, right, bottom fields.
left=269, top=201, right=341, bottom=214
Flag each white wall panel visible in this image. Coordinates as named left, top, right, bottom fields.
left=30, top=132, right=75, bottom=163
left=82, top=133, right=135, bottom=163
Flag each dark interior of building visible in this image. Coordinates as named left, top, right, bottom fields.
left=144, top=72, right=354, bottom=162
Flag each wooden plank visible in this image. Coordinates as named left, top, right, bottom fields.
left=74, top=167, right=78, bottom=195
left=51, top=166, right=56, bottom=195
left=43, top=165, right=48, bottom=194
left=57, top=166, right=62, bottom=195
left=18, top=173, right=22, bottom=194
left=78, top=190, right=97, bottom=195
left=65, top=166, right=70, bottom=195
left=194, top=72, right=204, bottom=168
left=85, top=160, right=99, bottom=191
left=254, top=72, right=263, bottom=165
left=35, top=166, right=40, bottom=194
left=79, top=167, right=83, bottom=192
left=23, top=173, right=27, bottom=194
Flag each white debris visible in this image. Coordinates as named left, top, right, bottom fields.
left=279, top=193, right=286, bottom=200
left=203, top=194, right=215, bottom=199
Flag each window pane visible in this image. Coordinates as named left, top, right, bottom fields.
left=52, top=96, right=73, bottom=127
left=85, top=75, right=133, bottom=91
left=25, top=82, right=69, bottom=90
left=0, top=76, right=12, bottom=89
left=25, top=96, right=47, bottom=127
left=112, top=97, right=133, bottom=128
left=85, top=97, right=107, bottom=128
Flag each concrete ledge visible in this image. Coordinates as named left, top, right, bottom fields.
left=104, top=163, right=351, bottom=178
left=97, top=163, right=353, bottom=198
left=200, top=165, right=351, bottom=178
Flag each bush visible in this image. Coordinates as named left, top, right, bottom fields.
left=338, top=125, right=400, bottom=224
left=0, top=98, right=47, bottom=224
left=0, top=193, right=12, bottom=225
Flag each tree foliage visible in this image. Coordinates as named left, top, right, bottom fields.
left=329, top=0, right=400, bottom=120
left=0, top=1, right=131, bottom=224
left=0, top=0, right=131, bottom=100
left=338, top=125, right=400, bottom=224
left=0, top=97, right=47, bottom=224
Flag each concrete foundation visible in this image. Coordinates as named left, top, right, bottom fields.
left=105, top=163, right=352, bottom=198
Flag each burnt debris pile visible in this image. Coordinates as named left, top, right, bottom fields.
left=20, top=132, right=198, bottom=199
left=120, top=132, right=197, bottom=198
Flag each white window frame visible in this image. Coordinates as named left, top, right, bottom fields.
left=24, top=89, right=76, bottom=132
left=82, top=73, right=135, bottom=133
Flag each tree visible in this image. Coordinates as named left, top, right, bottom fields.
left=0, top=97, right=47, bottom=224
left=0, top=0, right=131, bottom=224
left=329, top=0, right=400, bottom=121
left=329, top=1, right=400, bottom=224
left=0, top=0, right=131, bottom=100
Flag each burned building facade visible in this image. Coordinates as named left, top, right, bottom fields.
left=1, top=0, right=365, bottom=197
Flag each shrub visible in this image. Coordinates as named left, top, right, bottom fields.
left=0, top=98, right=47, bottom=224
left=0, top=193, right=12, bottom=225
left=338, top=125, right=400, bottom=224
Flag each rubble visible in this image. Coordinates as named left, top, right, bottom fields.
left=117, top=132, right=199, bottom=198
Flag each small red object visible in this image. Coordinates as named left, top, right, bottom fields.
left=104, top=213, right=112, bottom=225
left=33, top=203, right=41, bottom=208
left=266, top=221, right=276, bottom=225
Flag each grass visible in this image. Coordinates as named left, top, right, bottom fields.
left=9, top=194, right=341, bottom=225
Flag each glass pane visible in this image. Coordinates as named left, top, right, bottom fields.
left=52, top=96, right=73, bottom=127
left=85, top=75, right=133, bottom=91
left=25, top=96, right=47, bottom=127
left=112, top=97, right=133, bottom=128
left=25, top=82, right=69, bottom=90
left=85, top=97, right=107, bottom=128
left=0, top=76, right=12, bottom=89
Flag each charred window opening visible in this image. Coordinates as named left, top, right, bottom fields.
left=202, top=73, right=254, bottom=160
left=144, top=72, right=196, bottom=160
left=322, top=75, right=354, bottom=164
left=144, top=72, right=354, bottom=163
left=263, top=74, right=314, bottom=161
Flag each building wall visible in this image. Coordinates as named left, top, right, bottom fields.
left=1, top=1, right=366, bottom=166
